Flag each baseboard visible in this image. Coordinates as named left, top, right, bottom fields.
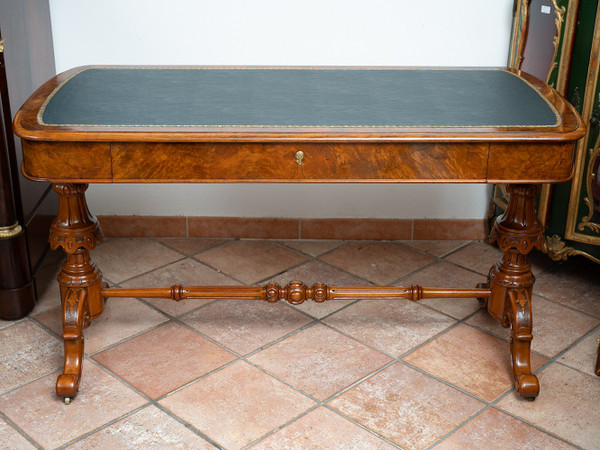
left=96, top=216, right=488, bottom=240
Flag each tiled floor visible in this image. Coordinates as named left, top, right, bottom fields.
left=1, top=237, right=599, bottom=449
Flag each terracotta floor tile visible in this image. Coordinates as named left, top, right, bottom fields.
left=401, top=260, right=487, bottom=319
left=320, top=241, right=435, bottom=285
left=400, top=239, right=471, bottom=257
left=159, top=361, right=315, bottom=449
left=0, top=321, right=62, bottom=393
left=120, top=258, right=240, bottom=316
left=0, top=418, right=36, bottom=449
left=403, top=324, right=547, bottom=402
left=0, top=317, right=23, bottom=331
left=466, top=295, right=599, bottom=358
left=279, top=239, right=346, bottom=257
left=324, top=300, right=456, bottom=357
left=195, top=240, right=308, bottom=284
left=92, top=322, right=235, bottom=399
left=67, top=405, right=214, bottom=449
left=497, top=363, right=600, bottom=449
left=35, top=298, right=168, bottom=354
left=444, top=241, right=503, bottom=275
left=4, top=237, right=594, bottom=448
left=181, top=299, right=313, bottom=355
left=157, top=238, right=229, bottom=255
left=435, top=407, right=575, bottom=449
left=0, top=363, right=147, bottom=449
left=91, top=238, right=184, bottom=283
left=558, top=328, right=600, bottom=377
left=329, top=362, right=484, bottom=449
left=534, top=261, right=600, bottom=318
left=251, top=406, right=395, bottom=449
left=248, top=324, right=392, bottom=400
left=266, top=259, right=371, bottom=318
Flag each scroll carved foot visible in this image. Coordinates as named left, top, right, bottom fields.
left=50, top=184, right=104, bottom=403
left=56, top=287, right=88, bottom=400
left=487, top=184, right=542, bottom=399
left=507, top=288, right=539, bottom=399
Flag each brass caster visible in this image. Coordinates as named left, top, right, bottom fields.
left=64, top=397, right=72, bottom=405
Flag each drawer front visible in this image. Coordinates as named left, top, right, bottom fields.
left=21, top=141, right=112, bottom=182
left=487, top=142, right=576, bottom=183
left=111, top=142, right=489, bottom=182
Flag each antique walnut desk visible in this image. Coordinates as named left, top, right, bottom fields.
left=13, top=66, right=585, bottom=404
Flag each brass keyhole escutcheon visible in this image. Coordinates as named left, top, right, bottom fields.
left=295, top=150, right=305, bottom=165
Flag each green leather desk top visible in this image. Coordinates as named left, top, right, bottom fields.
left=39, top=67, right=560, bottom=129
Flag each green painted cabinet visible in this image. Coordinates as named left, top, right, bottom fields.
left=495, top=0, right=600, bottom=264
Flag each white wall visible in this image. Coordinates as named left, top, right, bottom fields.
left=48, top=0, right=514, bottom=218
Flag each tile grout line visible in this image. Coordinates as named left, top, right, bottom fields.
left=240, top=358, right=403, bottom=449
left=0, top=410, right=44, bottom=450
left=3, top=237, right=595, bottom=448
left=95, top=241, right=595, bottom=449
left=23, top=286, right=589, bottom=449
left=424, top=404, right=494, bottom=449
left=10, top=240, right=478, bottom=447
left=56, top=358, right=223, bottom=449
left=53, top=403, right=153, bottom=450
left=488, top=395, right=585, bottom=449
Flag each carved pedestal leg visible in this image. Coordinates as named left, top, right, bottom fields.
left=50, top=184, right=104, bottom=403
left=488, top=184, right=544, bottom=399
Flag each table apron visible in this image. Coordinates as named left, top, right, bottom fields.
left=20, top=140, right=575, bottom=183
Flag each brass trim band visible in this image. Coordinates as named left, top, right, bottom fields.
left=0, top=222, right=23, bottom=239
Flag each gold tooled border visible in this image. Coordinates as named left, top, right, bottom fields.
left=37, top=66, right=561, bottom=129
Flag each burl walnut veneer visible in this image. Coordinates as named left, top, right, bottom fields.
left=13, top=66, right=585, bottom=403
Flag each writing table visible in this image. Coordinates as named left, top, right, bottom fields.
left=13, top=66, right=585, bottom=404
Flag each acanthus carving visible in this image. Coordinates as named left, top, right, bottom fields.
left=489, top=227, right=544, bottom=254
left=577, top=135, right=600, bottom=234
left=50, top=227, right=104, bottom=253
left=545, top=0, right=566, bottom=85
left=506, top=287, right=539, bottom=398
left=543, top=235, right=600, bottom=264
left=64, top=287, right=88, bottom=330
left=489, top=184, right=543, bottom=255
left=50, top=183, right=104, bottom=254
